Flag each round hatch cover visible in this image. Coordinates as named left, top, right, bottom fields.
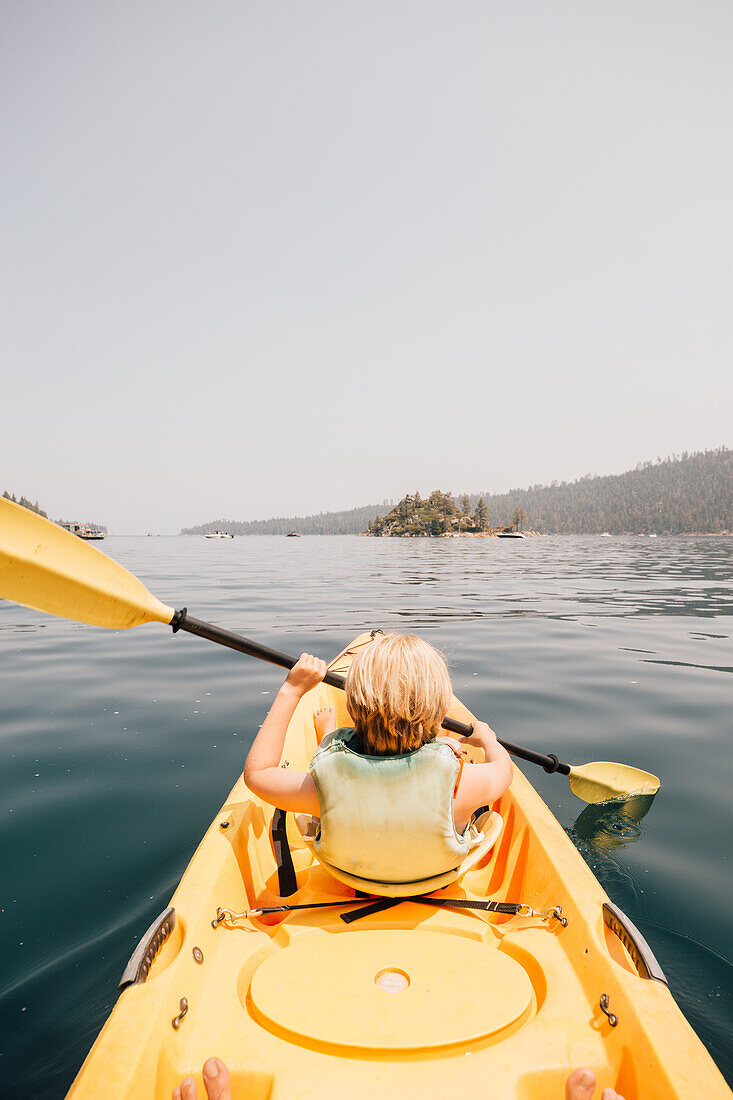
left=249, top=929, right=533, bottom=1051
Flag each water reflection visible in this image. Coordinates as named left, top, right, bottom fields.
left=569, top=793, right=658, bottom=854
left=641, top=659, right=733, bottom=675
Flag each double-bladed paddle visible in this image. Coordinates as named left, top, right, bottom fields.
left=0, top=498, right=660, bottom=804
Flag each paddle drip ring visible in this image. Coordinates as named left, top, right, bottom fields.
left=170, top=607, right=188, bottom=633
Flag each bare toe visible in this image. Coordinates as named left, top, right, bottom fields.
left=566, top=1067, right=597, bottom=1100
left=203, top=1057, right=232, bottom=1100
left=601, top=1090, right=624, bottom=1100
left=180, top=1077, right=199, bottom=1100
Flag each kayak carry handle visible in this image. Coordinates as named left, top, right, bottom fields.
left=602, top=902, right=668, bottom=984
left=119, top=906, right=175, bottom=990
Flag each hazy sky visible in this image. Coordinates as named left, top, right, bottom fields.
left=2, top=1, right=731, bottom=533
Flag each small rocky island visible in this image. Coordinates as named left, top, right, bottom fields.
left=364, top=491, right=527, bottom=537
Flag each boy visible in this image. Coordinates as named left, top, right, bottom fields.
left=244, top=634, right=512, bottom=883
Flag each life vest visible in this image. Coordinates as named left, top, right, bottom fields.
left=309, top=727, right=472, bottom=884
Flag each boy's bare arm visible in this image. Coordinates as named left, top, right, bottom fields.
left=243, top=654, right=325, bottom=814
left=456, top=721, right=513, bottom=815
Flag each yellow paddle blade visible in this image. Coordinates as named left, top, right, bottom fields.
left=568, top=761, right=661, bottom=804
left=0, top=498, right=175, bottom=629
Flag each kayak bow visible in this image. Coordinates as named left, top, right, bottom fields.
left=67, top=634, right=730, bottom=1099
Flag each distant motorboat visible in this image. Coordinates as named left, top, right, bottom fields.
left=497, top=531, right=525, bottom=539
left=205, top=531, right=234, bottom=539
left=285, top=532, right=301, bottom=538
left=649, top=533, right=658, bottom=537
left=61, top=522, right=106, bottom=541
left=600, top=532, right=612, bottom=537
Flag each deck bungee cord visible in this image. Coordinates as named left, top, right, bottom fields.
left=211, top=895, right=569, bottom=928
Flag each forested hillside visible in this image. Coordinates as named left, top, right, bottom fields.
left=181, top=502, right=385, bottom=536
left=469, top=448, right=731, bottom=534
left=181, top=448, right=731, bottom=536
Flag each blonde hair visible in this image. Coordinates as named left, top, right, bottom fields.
left=345, top=633, right=452, bottom=755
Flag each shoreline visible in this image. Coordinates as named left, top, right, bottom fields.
left=174, top=530, right=732, bottom=539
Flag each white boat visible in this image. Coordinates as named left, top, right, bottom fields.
left=60, top=522, right=106, bottom=541
left=497, top=531, right=525, bottom=539
left=204, top=531, right=234, bottom=539
left=600, top=532, right=611, bottom=537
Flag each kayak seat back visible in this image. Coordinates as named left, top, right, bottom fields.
left=295, top=810, right=503, bottom=898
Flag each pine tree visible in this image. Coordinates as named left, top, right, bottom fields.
left=512, top=507, right=527, bottom=532
left=474, top=498, right=489, bottom=531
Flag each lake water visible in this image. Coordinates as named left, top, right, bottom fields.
left=1, top=534, right=731, bottom=1096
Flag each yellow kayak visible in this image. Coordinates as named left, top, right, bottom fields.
left=68, top=633, right=731, bottom=1099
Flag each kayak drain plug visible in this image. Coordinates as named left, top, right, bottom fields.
left=375, top=968, right=410, bottom=993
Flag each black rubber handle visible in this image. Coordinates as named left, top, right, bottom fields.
left=170, top=609, right=571, bottom=776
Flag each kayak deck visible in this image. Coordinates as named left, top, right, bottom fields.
left=68, top=633, right=731, bottom=1099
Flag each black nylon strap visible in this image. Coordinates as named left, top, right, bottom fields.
left=412, top=897, right=522, bottom=915
left=340, top=894, right=525, bottom=924
left=271, top=808, right=298, bottom=897
left=254, top=900, right=357, bottom=915
left=340, top=897, right=404, bottom=923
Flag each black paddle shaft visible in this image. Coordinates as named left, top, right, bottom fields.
left=170, top=609, right=570, bottom=777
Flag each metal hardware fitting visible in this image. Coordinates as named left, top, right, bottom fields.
left=541, top=904, right=568, bottom=926
left=516, top=903, right=568, bottom=927
left=192, top=946, right=204, bottom=964
left=172, top=997, right=189, bottom=1029
left=599, top=993, right=618, bottom=1027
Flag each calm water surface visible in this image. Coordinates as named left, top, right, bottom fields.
left=1, top=535, right=731, bottom=1095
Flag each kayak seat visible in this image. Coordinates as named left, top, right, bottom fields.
left=294, top=810, right=503, bottom=898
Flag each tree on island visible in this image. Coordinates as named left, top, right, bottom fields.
left=367, top=490, right=476, bottom=537
left=424, top=509, right=444, bottom=536
left=474, top=498, right=489, bottom=531
left=512, top=507, right=528, bottom=532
